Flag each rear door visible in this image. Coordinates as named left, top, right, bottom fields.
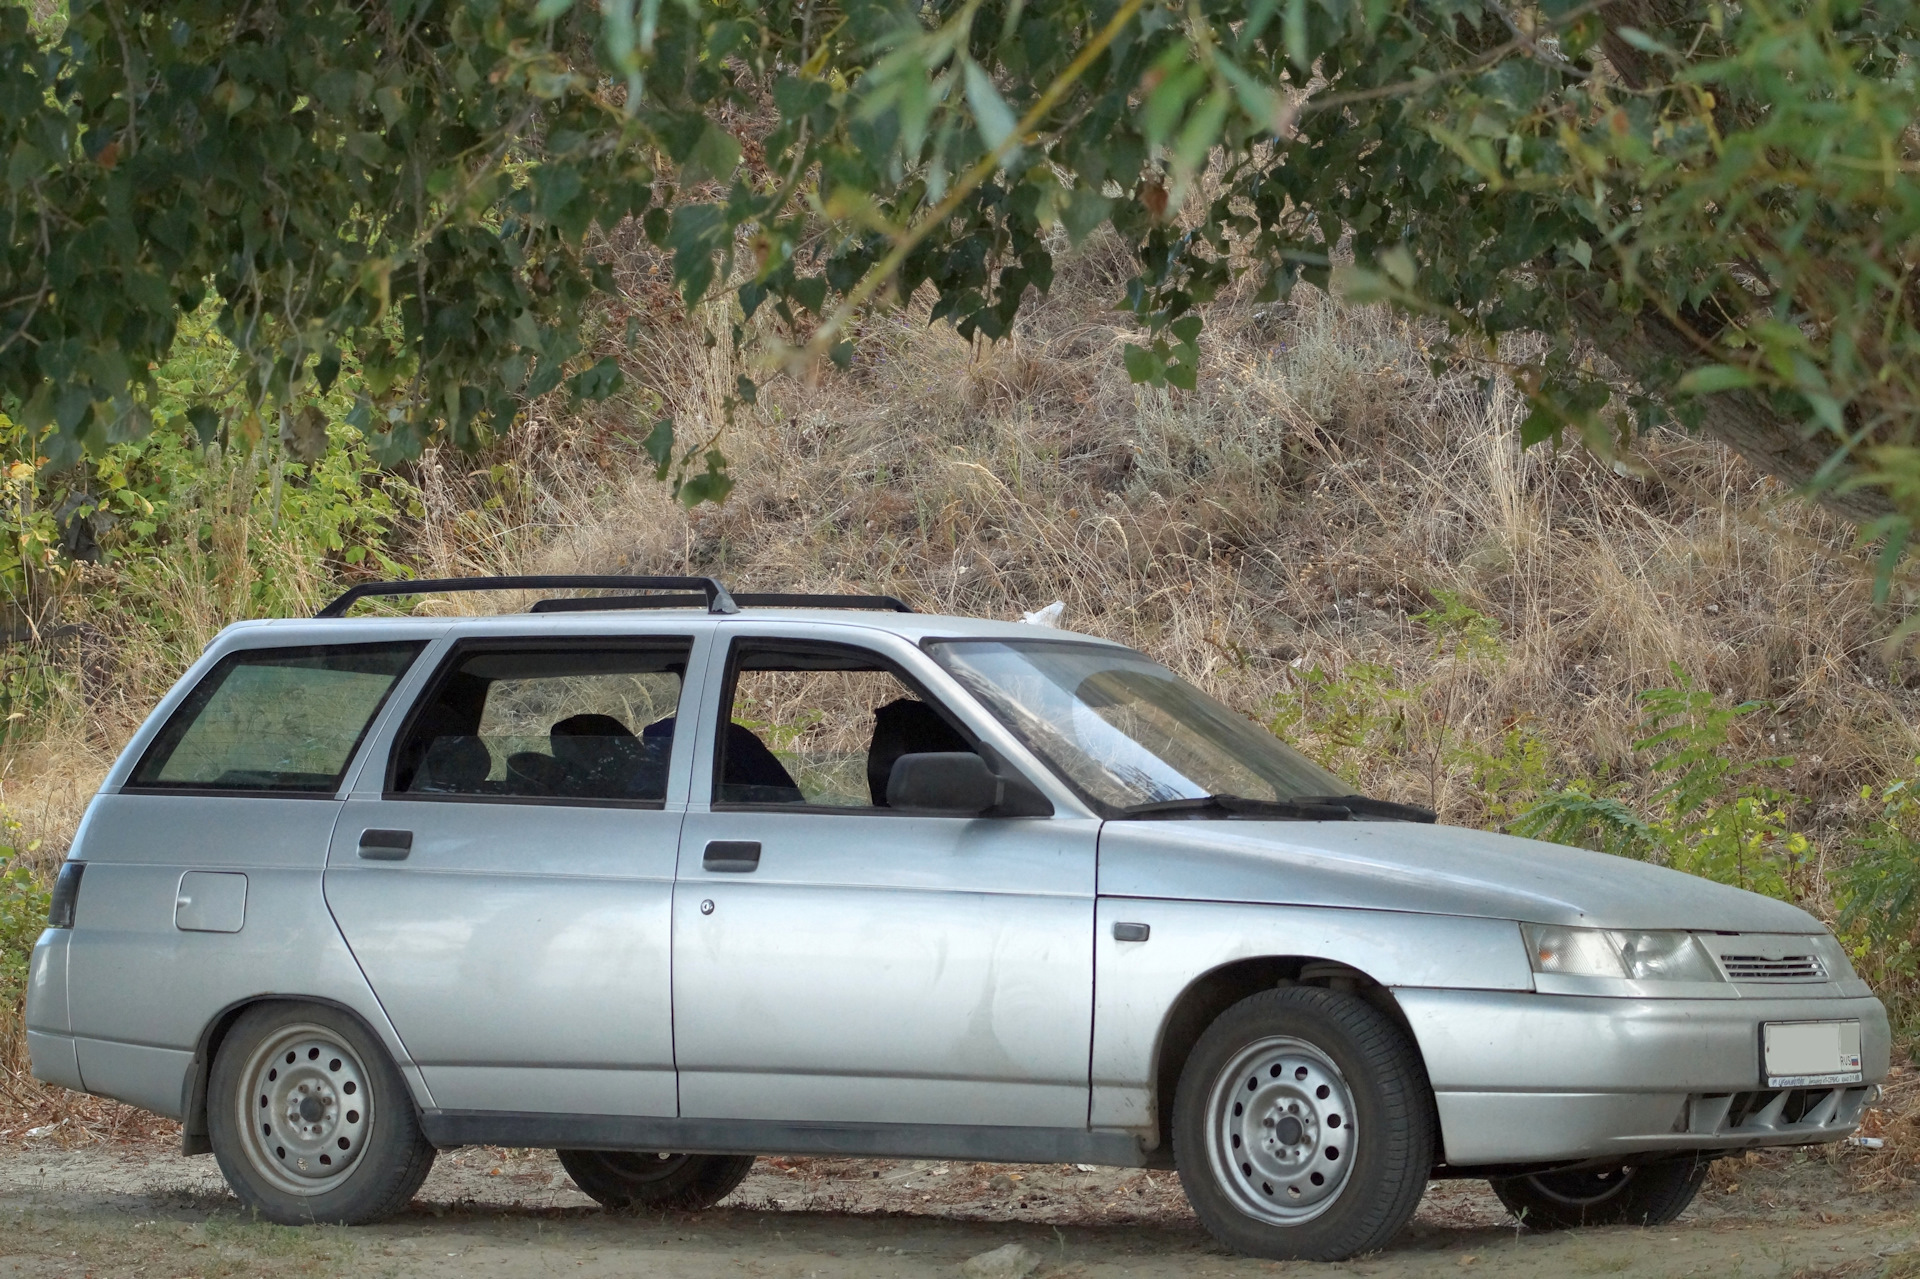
left=323, top=632, right=707, bottom=1117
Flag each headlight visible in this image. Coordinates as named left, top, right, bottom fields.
left=1522, top=925, right=1723, bottom=983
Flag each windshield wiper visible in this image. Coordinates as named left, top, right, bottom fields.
left=1290, top=794, right=1438, bottom=823
left=1117, top=794, right=1357, bottom=821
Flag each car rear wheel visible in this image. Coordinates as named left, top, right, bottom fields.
left=208, top=1001, right=436, bottom=1224
left=557, top=1150, right=755, bottom=1211
left=1490, top=1157, right=1711, bottom=1230
left=1172, top=986, right=1435, bottom=1261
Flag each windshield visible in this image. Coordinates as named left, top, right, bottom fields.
left=929, top=639, right=1347, bottom=813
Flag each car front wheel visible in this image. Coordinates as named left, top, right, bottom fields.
left=1490, top=1157, right=1711, bottom=1230
left=207, top=1001, right=436, bottom=1224
left=557, top=1150, right=755, bottom=1211
left=1172, top=986, right=1436, bottom=1262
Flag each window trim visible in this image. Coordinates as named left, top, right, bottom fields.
left=123, top=641, right=427, bottom=798
left=708, top=636, right=1027, bottom=817
left=381, top=634, right=698, bottom=809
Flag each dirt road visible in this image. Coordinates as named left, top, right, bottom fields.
left=0, top=1141, right=1915, bottom=1278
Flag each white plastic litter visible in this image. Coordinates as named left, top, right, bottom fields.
left=1021, top=600, right=1065, bottom=627
left=1849, top=1136, right=1885, bottom=1148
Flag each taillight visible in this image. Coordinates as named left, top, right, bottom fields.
left=47, top=861, right=84, bottom=928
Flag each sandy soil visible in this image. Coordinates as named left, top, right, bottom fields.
left=0, top=1139, right=1916, bottom=1278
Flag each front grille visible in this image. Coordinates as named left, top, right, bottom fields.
left=1716, top=953, right=1825, bottom=982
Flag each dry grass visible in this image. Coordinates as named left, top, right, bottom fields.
left=4, top=231, right=1918, bottom=1156
left=394, top=239, right=1920, bottom=843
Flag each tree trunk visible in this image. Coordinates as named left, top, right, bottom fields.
left=1570, top=296, right=1894, bottom=528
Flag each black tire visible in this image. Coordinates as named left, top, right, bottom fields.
left=557, top=1150, right=755, bottom=1211
left=1490, top=1156, right=1711, bottom=1230
left=208, top=1001, right=435, bottom=1225
left=1172, top=986, right=1436, bottom=1262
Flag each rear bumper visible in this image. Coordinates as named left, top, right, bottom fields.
left=1396, top=987, right=1890, bottom=1164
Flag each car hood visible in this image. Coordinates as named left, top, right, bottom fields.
left=1096, top=818, right=1823, bottom=933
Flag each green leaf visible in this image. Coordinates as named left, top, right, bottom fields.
left=682, top=124, right=741, bottom=184
left=735, top=374, right=757, bottom=405
left=642, top=416, right=675, bottom=479
left=1061, top=185, right=1113, bottom=246
left=1174, top=87, right=1230, bottom=173
left=1379, top=245, right=1416, bottom=288
left=676, top=450, right=733, bottom=506
left=963, top=60, right=1019, bottom=158
left=1284, top=0, right=1310, bottom=71
left=1123, top=343, right=1160, bottom=384
left=1676, top=365, right=1760, bottom=394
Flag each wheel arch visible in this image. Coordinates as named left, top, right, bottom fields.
left=1147, top=956, right=1433, bottom=1165
left=180, top=995, right=420, bottom=1156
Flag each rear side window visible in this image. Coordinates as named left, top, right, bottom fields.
left=388, top=642, right=692, bottom=804
left=129, top=643, right=424, bottom=794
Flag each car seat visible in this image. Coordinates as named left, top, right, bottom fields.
left=866, top=698, right=971, bottom=805
left=411, top=735, right=492, bottom=793
left=551, top=713, right=662, bottom=800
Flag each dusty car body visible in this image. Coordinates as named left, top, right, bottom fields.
left=24, top=576, right=1889, bottom=1260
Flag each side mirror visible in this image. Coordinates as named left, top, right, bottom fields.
left=886, top=752, right=1000, bottom=814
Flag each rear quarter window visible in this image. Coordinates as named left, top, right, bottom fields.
left=128, top=642, right=424, bottom=794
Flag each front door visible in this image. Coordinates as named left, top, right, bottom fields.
left=671, top=637, right=1098, bottom=1129
left=324, top=635, right=702, bottom=1116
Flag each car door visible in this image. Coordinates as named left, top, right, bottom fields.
left=324, top=632, right=706, bottom=1117
left=672, top=634, right=1099, bottom=1130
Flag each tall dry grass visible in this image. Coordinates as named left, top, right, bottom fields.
left=393, top=239, right=1920, bottom=848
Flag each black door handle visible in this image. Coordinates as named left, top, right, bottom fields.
left=703, top=840, right=761, bottom=872
left=358, top=829, right=413, bottom=861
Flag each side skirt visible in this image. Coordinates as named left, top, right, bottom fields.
left=420, top=1111, right=1148, bottom=1167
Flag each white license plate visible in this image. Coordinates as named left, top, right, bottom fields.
left=1763, top=1021, right=1863, bottom=1087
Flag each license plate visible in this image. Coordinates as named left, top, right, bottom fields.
left=1763, top=1021, right=1863, bottom=1087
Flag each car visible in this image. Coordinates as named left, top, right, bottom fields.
left=24, top=574, right=1889, bottom=1260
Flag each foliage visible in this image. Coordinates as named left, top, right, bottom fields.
left=0, top=304, right=411, bottom=733
left=2, top=0, right=1917, bottom=540
left=1269, top=659, right=1411, bottom=786
left=1840, top=769, right=1920, bottom=994
left=1511, top=666, right=1807, bottom=896
left=0, top=812, right=46, bottom=1025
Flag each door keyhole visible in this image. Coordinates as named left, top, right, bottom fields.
left=699, top=899, right=715, bottom=915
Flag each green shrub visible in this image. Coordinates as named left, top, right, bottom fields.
left=1511, top=667, right=1804, bottom=900
left=0, top=818, right=48, bottom=1033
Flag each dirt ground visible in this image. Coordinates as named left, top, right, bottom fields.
left=0, top=1136, right=1916, bottom=1279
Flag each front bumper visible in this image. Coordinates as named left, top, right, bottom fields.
left=1396, top=988, right=1890, bottom=1165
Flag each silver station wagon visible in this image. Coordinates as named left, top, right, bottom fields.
left=25, top=575, right=1889, bottom=1261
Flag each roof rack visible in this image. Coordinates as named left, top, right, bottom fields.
left=530, top=591, right=914, bottom=614
left=315, top=576, right=917, bottom=618
left=316, top=575, right=739, bottom=618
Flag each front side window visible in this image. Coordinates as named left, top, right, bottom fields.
left=929, top=639, right=1348, bottom=814
left=389, top=643, right=691, bottom=804
left=715, top=642, right=975, bottom=809
left=129, top=643, right=424, bottom=794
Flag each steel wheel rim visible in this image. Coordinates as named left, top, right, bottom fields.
left=235, top=1023, right=372, bottom=1196
left=598, top=1151, right=692, bottom=1185
left=1526, top=1166, right=1635, bottom=1206
left=1205, top=1034, right=1357, bottom=1225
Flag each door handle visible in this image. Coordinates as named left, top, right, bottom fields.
left=358, top=829, right=413, bottom=861
left=702, top=840, right=761, bottom=872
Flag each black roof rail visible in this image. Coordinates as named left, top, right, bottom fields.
left=530, top=591, right=915, bottom=614
left=316, top=575, right=739, bottom=618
